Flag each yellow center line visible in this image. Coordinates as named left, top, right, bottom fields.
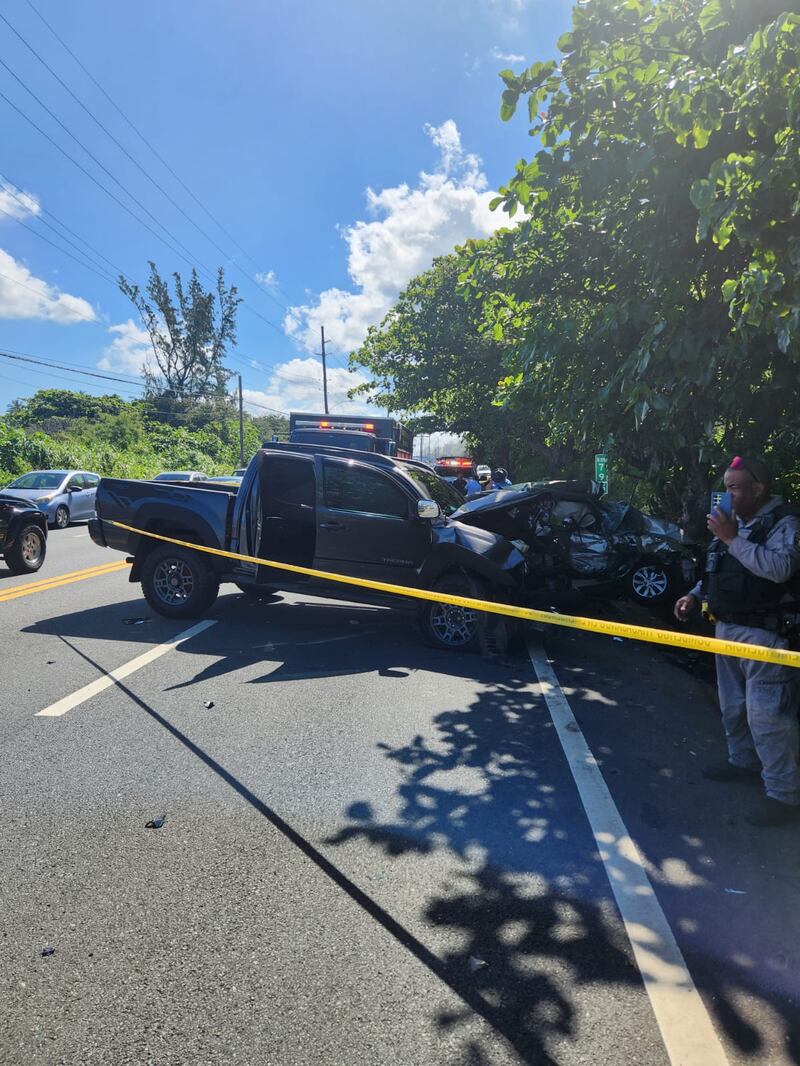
left=2, top=558, right=126, bottom=593
left=0, top=559, right=130, bottom=602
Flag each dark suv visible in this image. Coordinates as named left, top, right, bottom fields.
left=90, top=443, right=526, bottom=650
left=0, top=493, right=48, bottom=574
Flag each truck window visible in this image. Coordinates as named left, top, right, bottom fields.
left=262, top=456, right=316, bottom=507
left=322, top=462, right=409, bottom=519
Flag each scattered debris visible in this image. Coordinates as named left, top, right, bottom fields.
left=468, top=956, right=488, bottom=973
left=724, top=888, right=746, bottom=895
left=613, top=637, right=624, bottom=643
left=123, top=617, right=149, bottom=626
left=566, top=722, right=580, bottom=733
left=203, top=700, right=215, bottom=709
left=145, top=814, right=166, bottom=829
left=46, top=660, right=56, bottom=665
left=41, top=944, right=55, bottom=958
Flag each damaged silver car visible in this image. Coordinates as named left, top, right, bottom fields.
left=452, top=480, right=697, bottom=605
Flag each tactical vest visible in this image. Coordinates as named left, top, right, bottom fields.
left=704, top=503, right=800, bottom=623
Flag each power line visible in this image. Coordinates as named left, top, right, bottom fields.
left=0, top=72, right=289, bottom=337
left=0, top=172, right=131, bottom=280
left=0, top=349, right=148, bottom=386
left=0, top=57, right=213, bottom=280
left=0, top=348, right=289, bottom=414
left=0, top=343, right=144, bottom=383
left=0, top=86, right=209, bottom=276
left=25, top=0, right=283, bottom=296
left=0, top=354, right=144, bottom=398
left=0, top=203, right=119, bottom=286
left=0, top=8, right=289, bottom=316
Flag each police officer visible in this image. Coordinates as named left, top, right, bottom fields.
left=674, top=456, right=800, bottom=826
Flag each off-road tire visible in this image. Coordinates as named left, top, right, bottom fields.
left=141, top=544, right=219, bottom=619
left=420, top=572, right=487, bottom=652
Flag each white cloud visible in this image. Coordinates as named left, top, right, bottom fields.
left=490, top=45, right=526, bottom=63
left=243, top=357, right=374, bottom=416
left=255, top=270, right=279, bottom=291
left=0, top=182, right=41, bottom=222
left=97, top=319, right=152, bottom=375
left=488, top=0, right=532, bottom=31
left=0, top=247, right=97, bottom=323
left=284, top=120, right=505, bottom=356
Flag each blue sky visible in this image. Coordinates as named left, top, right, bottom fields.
left=0, top=0, right=572, bottom=416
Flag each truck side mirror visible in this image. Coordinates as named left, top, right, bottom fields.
left=418, top=499, right=440, bottom=520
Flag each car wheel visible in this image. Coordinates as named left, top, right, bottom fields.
left=628, top=562, right=674, bottom=605
left=4, top=524, right=47, bottom=574
left=53, top=505, right=70, bottom=530
left=141, top=544, right=219, bottom=619
left=420, top=573, right=486, bottom=652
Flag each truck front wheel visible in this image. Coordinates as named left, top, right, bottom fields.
left=141, top=544, right=219, bottom=619
left=420, top=573, right=486, bottom=652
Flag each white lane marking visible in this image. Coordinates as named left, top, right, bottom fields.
left=36, top=620, right=217, bottom=718
left=527, top=641, right=729, bottom=1066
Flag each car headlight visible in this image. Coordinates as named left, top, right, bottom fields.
left=36, top=494, right=55, bottom=503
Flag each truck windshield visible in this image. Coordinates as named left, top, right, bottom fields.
left=404, top=468, right=464, bottom=516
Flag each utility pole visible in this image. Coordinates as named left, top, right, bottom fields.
left=237, top=373, right=245, bottom=466
left=320, top=325, right=330, bottom=415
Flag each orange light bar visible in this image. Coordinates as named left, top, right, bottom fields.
left=320, top=421, right=330, bottom=427
left=363, top=422, right=375, bottom=430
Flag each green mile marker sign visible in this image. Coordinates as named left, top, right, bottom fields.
left=595, top=453, right=609, bottom=494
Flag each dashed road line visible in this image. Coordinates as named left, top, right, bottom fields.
left=36, top=619, right=217, bottom=717
left=528, top=640, right=729, bottom=1066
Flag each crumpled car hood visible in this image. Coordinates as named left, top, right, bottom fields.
left=437, top=518, right=527, bottom=572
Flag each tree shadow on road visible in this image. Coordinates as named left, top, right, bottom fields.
left=324, top=658, right=800, bottom=1065
left=323, top=670, right=656, bottom=1065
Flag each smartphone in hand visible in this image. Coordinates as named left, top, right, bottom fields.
left=710, top=491, right=733, bottom=517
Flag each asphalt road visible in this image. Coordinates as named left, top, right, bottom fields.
left=1, top=526, right=799, bottom=1066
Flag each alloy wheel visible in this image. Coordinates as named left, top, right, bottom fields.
left=429, top=601, right=478, bottom=647
left=632, top=565, right=668, bottom=599
left=153, top=557, right=196, bottom=606
left=21, top=530, right=43, bottom=566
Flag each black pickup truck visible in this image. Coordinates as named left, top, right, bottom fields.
left=89, top=443, right=526, bottom=650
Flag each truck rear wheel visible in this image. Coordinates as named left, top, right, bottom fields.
left=141, top=544, right=219, bottom=619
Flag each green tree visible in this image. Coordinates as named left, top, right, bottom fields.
left=119, top=262, right=241, bottom=402
left=352, top=254, right=572, bottom=474
left=6, top=389, right=125, bottom=424
left=462, top=0, right=800, bottom=532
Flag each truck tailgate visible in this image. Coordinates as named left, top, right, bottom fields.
left=94, top=478, right=236, bottom=559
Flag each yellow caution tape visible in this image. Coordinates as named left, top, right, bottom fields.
left=108, top=520, right=800, bottom=669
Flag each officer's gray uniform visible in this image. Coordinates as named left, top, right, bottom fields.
left=689, top=497, right=800, bottom=805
